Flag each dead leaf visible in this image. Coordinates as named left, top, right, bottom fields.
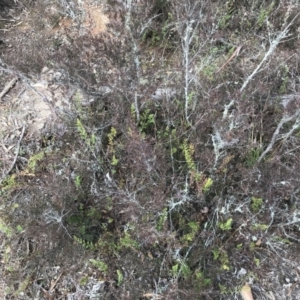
left=240, top=283, right=254, bottom=300
left=255, top=238, right=262, bottom=246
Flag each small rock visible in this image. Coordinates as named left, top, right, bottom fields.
left=54, top=72, right=62, bottom=81
left=41, top=66, right=49, bottom=74
left=237, top=268, right=247, bottom=278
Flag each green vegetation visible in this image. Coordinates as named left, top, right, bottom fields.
left=255, top=2, right=275, bottom=28
left=76, top=118, right=95, bottom=148
left=252, top=223, right=268, bottom=230
left=89, top=259, right=108, bottom=273
left=181, top=221, right=199, bottom=243
left=245, top=148, right=262, bottom=167
left=156, top=207, right=168, bottom=231
left=212, top=249, right=231, bottom=271
left=1, top=174, right=18, bottom=192
left=116, top=270, right=123, bottom=286
left=251, top=197, right=263, bottom=212
left=28, top=151, right=45, bottom=172
left=218, top=218, right=233, bottom=231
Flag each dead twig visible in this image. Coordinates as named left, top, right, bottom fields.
left=40, top=272, right=64, bottom=300
left=217, top=45, right=243, bottom=73
left=0, top=125, right=26, bottom=185
left=40, top=288, right=55, bottom=300
left=0, top=77, right=18, bottom=100
left=49, top=272, right=64, bottom=292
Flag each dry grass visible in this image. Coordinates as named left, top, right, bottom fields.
left=83, top=3, right=109, bottom=37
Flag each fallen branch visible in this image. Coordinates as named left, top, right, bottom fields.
left=0, top=125, right=26, bottom=185
left=240, top=13, right=300, bottom=92
left=0, top=77, right=18, bottom=100
left=257, top=111, right=300, bottom=163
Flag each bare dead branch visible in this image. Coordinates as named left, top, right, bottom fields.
left=257, top=110, right=300, bottom=163
left=240, top=12, right=300, bottom=92
left=0, top=77, right=18, bottom=100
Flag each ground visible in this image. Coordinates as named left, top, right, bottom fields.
left=1, top=0, right=300, bottom=299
